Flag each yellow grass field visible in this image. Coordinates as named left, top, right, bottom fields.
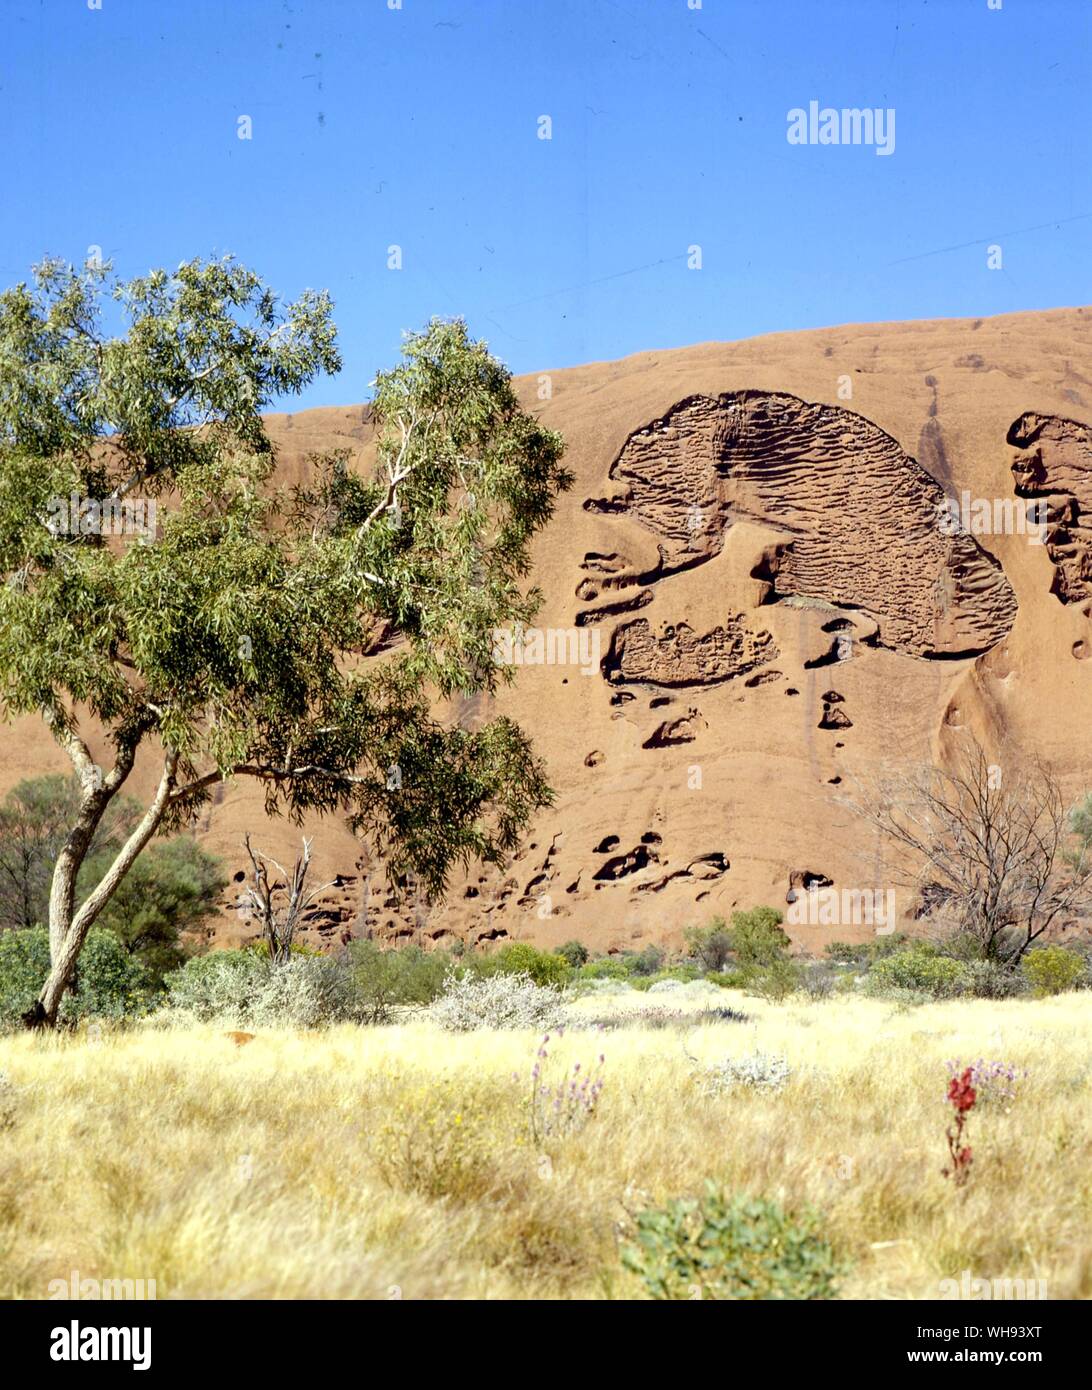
left=0, top=991, right=1089, bottom=1300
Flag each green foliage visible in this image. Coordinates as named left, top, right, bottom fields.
left=628, top=964, right=704, bottom=992
left=746, top=957, right=805, bottom=1002
left=706, top=969, right=751, bottom=989
left=623, top=944, right=665, bottom=977
left=824, top=934, right=909, bottom=968
left=958, top=959, right=1026, bottom=999
left=577, top=957, right=630, bottom=981
left=0, top=926, right=146, bottom=1027
left=477, top=941, right=571, bottom=987
left=66, top=930, right=149, bottom=1020
left=866, top=948, right=965, bottom=999
left=555, top=939, right=589, bottom=968
left=163, top=950, right=266, bottom=1022
left=164, top=948, right=363, bottom=1027
left=728, top=906, right=791, bottom=968
left=0, top=925, right=52, bottom=1024
left=684, top=918, right=734, bottom=972
left=0, top=775, right=84, bottom=930
left=1021, top=945, right=1086, bottom=998
left=349, top=940, right=453, bottom=1022
left=622, top=1183, right=844, bottom=1300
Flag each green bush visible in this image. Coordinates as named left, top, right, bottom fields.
left=1021, top=945, right=1085, bottom=998
left=824, top=935, right=909, bottom=969
left=624, top=945, right=666, bottom=977
left=349, top=941, right=453, bottom=1022
left=556, top=939, right=589, bottom=968
left=0, top=926, right=52, bottom=1025
left=578, top=957, right=630, bottom=980
left=746, top=956, right=804, bottom=1002
left=958, top=959, right=1026, bottom=999
left=866, top=949, right=964, bottom=999
left=729, top=907, right=791, bottom=968
left=622, top=1183, right=844, bottom=1300
left=71, top=930, right=150, bottom=1020
left=628, top=964, right=704, bottom=992
left=0, top=926, right=147, bottom=1027
left=478, top=942, right=571, bottom=987
left=684, top=918, right=734, bottom=972
left=164, top=949, right=267, bottom=1022
left=707, top=969, right=752, bottom=990
left=250, top=955, right=360, bottom=1028
left=166, top=948, right=365, bottom=1027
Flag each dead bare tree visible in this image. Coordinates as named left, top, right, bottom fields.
left=241, top=836, right=332, bottom=965
left=842, top=738, right=1091, bottom=966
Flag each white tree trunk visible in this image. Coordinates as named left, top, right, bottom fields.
left=29, top=751, right=177, bottom=1028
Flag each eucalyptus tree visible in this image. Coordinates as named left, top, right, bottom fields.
left=0, top=257, right=569, bottom=1025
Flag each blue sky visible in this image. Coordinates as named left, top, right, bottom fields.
left=2, top=0, right=1089, bottom=409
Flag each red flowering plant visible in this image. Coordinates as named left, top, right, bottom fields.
left=942, top=1066, right=977, bottom=1186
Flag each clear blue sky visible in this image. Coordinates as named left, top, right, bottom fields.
left=3, top=0, right=1089, bottom=409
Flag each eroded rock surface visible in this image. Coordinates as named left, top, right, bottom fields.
left=1009, top=411, right=1092, bottom=603
left=603, top=615, right=778, bottom=687
left=595, top=391, right=1017, bottom=657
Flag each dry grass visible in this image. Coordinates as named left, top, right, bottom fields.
left=0, top=990, right=1089, bottom=1300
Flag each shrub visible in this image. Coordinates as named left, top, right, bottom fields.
left=729, top=906, right=792, bottom=968
left=349, top=941, right=452, bottom=1023
left=1021, top=945, right=1086, bottom=998
left=707, top=969, right=751, bottom=990
left=250, top=955, right=360, bottom=1028
left=685, top=918, right=734, bottom=972
left=866, top=949, right=965, bottom=999
left=430, top=970, right=567, bottom=1032
left=800, top=962, right=852, bottom=1000
left=478, top=942, right=572, bottom=988
left=696, top=1047, right=791, bottom=1095
left=0, top=925, right=147, bottom=1027
left=68, top=930, right=150, bottom=1020
left=746, top=957, right=804, bottom=1002
left=372, top=1078, right=511, bottom=1202
left=578, top=957, right=630, bottom=981
left=556, top=939, right=589, bottom=968
left=164, top=950, right=267, bottom=1023
left=825, top=935, right=909, bottom=968
left=166, top=949, right=361, bottom=1027
left=0, top=926, right=52, bottom=1026
left=958, top=959, right=1026, bottom=999
left=622, top=1183, right=843, bottom=1300
left=624, top=944, right=665, bottom=977
left=628, top=964, right=703, bottom=992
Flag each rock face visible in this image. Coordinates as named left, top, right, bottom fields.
left=595, top=391, right=1017, bottom=659
left=3, top=307, right=1092, bottom=955
left=1008, top=411, right=1092, bottom=605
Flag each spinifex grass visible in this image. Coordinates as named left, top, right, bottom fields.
left=0, top=992, right=1087, bottom=1299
